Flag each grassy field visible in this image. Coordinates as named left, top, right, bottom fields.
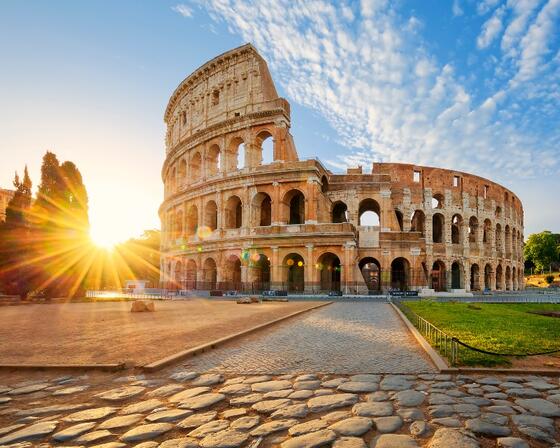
left=405, top=301, right=560, bottom=366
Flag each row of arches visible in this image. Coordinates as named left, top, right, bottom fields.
left=166, top=131, right=274, bottom=194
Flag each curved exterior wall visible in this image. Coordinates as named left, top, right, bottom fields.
left=160, top=44, right=524, bottom=293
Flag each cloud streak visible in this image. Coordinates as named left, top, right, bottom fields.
left=199, top=0, right=559, bottom=181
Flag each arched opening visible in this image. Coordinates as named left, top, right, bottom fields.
left=468, top=217, right=478, bottom=243
left=317, top=252, right=341, bottom=292
left=332, top=201, right=348, bottom=223
left=505, top=265, right=512, bottom=290
left=204, top=200, right=217, bottom=231
left=505, top=225, right=511, bottom=255
left=174, top=210, right=183, bottom=239
left=202, top=258, right=217, bottom=290
left=228, top=137, right=245, bottom=171
left=256, top=131, right=274, bottom=165
left=496, top=264, right=503, bottom=290
left=432, top=260, right=446, bottom=292
left=470, top=264, right=480, bottom=291
left=283, top=189, right=305, bottom=225
left=483, top=219, right=492, bottom=245
left=225, top=255, right=242, bottom=290
left=251, top=253, right=270, bottom=290
left=225, top=196, right=243, bottom=229
left=495, top=223, right=502, bottom=252
left=451, top=214, right=463, bottom=244
left=410, top=210, right=425, bottom=236
left=432, top=213, right=444, bottom=243
left=186, top=205, right=198, bottom=237
left=178, top=159, right=187, bottom=187
left=321, top=176, right=329, bottom=193
left=283, top=253, right=305, bottom=292
left=185, top=259, right=197, bottom=290
left=174, top=262, right=183, bottom=290
left=432, top=193, right=444, bottom=209
left=190, top=152, right=202, bottom=180
left=206, top=144, right=221, bottom=176
left=358, top=199, right=381, bottom=226
left=391, top=257, right=410, bottom=290
left=451, top=261, right=463, bottom=289
left=512, top=267, right=517, bottom=291
left=395, top=210, right=404, bottom=231
left=484, top=264, right=492, bottom=290
left=495, top=206, right=502, bottom=219
left=252, top=192, right=272, bottom=227
left=359, top=257, right=381, bottom=292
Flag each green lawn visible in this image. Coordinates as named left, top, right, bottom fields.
left=404, top=301, right=560, bottom=366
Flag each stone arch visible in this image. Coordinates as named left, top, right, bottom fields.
left=190, top=151, right=202, bottom=180
left=483, top=219, right=492, bottom=245
left=204, top=200, right=217, bottom=231
left=316, top=252, right=341, bottom=292
left=358, top=199, right=381, bottom=226
left=451, top=214, right=463, bottom=244
left=432, top=213, right=445, bottom=243
left=170, top=166, right=176, bottom=193
left=332, top=201, right=348, bottom=223
left=174, top=210, right=183, bottom=239
left=451, top=261, right=463, bottom=289
left=410, top=210, right=425, bottom=236
left=186, top=205, right=198, bottom=237
left=495, top=206, right=502, bottom=219
left=185, top=259, right=197, bottom=289
left=252, top=192, right=272, bottom=227
left=282, top=253, right=305, bottom=292
left=202, top=257, right=217, bottom=290
left=228, top=136, right=245, bottom=171
left=391, top=257, right=410, bottom=290
left=496, top=264, right=503, bottom=290
left=224, top=255, right=242, bottom=289
left=470, top=263, right=480, bottom=291
left=432, top=193, right=444, bottom=209
left=468, top=216, right=478, bottom=243
left=395, top=209, right=404, bottom=231
left=505, top=265, right=512, bottom=290
left=250, top=253, right=271, bottom=290
left=432, top=260, right=446, bottom=292
left=359, top=257, right=381, bottom=292
left=178, top=159, right=187, bottom=187
left=225, top=195, right=243, bottom=229
left=206, top=144, right=221, bottom=177
left=283, top=189, right=306, bottom=225
left=512, top=266, right=517, bottom=291
left=321, top=175, right=329, bottom=193
left=255, top=130, right=274, bottom=165
left=495, top=223, right=503, bottom=252
left=484, top=264, right=492, bottom=290
left=505, top=225, right=511, bottom=255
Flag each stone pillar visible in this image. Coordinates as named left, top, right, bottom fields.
left=464, top=260, right=471, bottom=292
left=305, top=244, right=314, bottom=292
left=380, top=189, right=391, bottom=231
left=216, top=190, right=223, bottom=230
left=272, top=182, right=281, bottom=225
left=270, top=246, right=280, bottom=289
left=306, top=177, right=318, bottom=224
left=343, top=242, right=357, bottom=294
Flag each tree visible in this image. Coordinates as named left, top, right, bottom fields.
left=0, top=168, right=34, bottom=297
left=524, top=231, right=560, bottom=273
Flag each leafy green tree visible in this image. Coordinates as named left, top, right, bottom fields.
left=0, top=168, right=34, bottom=297
left=524, top=231, right=560, bottom=273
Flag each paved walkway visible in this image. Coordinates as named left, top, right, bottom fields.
left=184, top=301, right=436, bottom=374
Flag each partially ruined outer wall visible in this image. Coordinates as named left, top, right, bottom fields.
left=159, top=44, right=524, bottom=293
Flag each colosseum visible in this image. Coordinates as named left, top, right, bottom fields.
left=159, top=44, right=524, bottom=295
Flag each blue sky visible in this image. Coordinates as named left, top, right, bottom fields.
left=0, top=0, right=558, bottom=243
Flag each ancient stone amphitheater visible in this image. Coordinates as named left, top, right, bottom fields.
left=160, top=44, right=524, bottom=294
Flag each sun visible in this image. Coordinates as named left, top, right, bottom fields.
left=90, top=227, right=118, bottom=250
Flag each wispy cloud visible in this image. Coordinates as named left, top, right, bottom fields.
left=172, top=4, right=193, bottom=18
left=477, top=6, right=505, bottom=48
left=199, top=0, right=559, bottom=180
left=453, top=0, right=464, bottom=17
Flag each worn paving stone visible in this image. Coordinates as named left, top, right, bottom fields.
left=431, top=417, right=462, bottom=427
left=159, top=437, right=199, bottom=448
left=271, top=403, right=308, bottom=418
left=352, top=401, right=392, bottom=417
left=52, top=422, right=96, bottom=441
left=188, top=419, right=229, bottom=438
left=250, top=418, right=298, bottom=436
left=178, top=393, right=225, bottom=410
left=514, top=398, right=560, bottom=416
left=372, top=434, right=418, bottom=447
left=465, top=418, right=512, bottom=437
left=333, top=436, right=367, bottom=448
left=218, top=383, right=251, bottom=395
left=373, top=415, right=403, bottom=433
left=96, top=386, right=145, bottom=401
left=329, top=416, right=372, bottom=436
left=15, top=403, right=89, bottom=417
left=221, top=408, right=246, bottom=419
left=0, top=421, right=58, bottom=444
left=281, top=429, right=337, bottom=448
left=337, top=382, right=378, bottom=393
left=251, top=380, right=293, bottom=392
left=397, top=407, right=424, bottom=422
left=190, top=374, right=224, bottom=387
left=74, top=429, right=113, bottom=444
left=410, top=420, right=431, bottom=437
left=170, top=371, right=198, bottom=382
left=0, top=424, right=25, bottom=437
left=52, top=385, right=89, bottom=396
left=169, top=386, right=211, bottom=402
left=230, top=415, right=260, bottom=430
left=97, top=413, right=144, bottom=430
left=294, top=380, right=321, bottom=390
left=511, top=414, right=555, bottom=432
left=120, top=423, right=173, bottom=442
left=177, top=411, right=218, bottom=429
left=8, top=384, right=50, bottom=395
left=64, top=407, right=116, bottom=422
left=496, top=437, right=529, bottom=448
left=199, top=429, right=249, bottom=448
left=380, top=376, right=414, bottom=391
left=145, top=408, right=193, bottom=422
left=229, top=393, right=262, bottom=405
left=147, top=384, right=184, bottom=397
left=289, top=390, right=314, bottom=400
left=252, top=398, right=292, bottom=414
left=307, top=394, right=358, bottom=413
left=394, top=390, right=425, bottom=407
left=428, top=428, right=480, bottom=448
left=120, top=398, right=163, bottom=414
left=515, top=425, right=556, bottom=443
left=288, top=418, right=328, bottom=436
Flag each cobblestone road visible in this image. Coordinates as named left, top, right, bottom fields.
left=184, top=301, right=436, bottom=374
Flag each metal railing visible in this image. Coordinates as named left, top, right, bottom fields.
left=394, top=300, right=459, bottom=365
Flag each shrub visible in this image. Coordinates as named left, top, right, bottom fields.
left=545, top=275, right=554, bottom=284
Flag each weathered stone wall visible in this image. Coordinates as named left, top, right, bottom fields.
left=160, top=44, right=524, bottom=293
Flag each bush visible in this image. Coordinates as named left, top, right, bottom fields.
left=545, top=275, right=554, bottom=284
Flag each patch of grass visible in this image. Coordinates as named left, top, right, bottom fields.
left=405, top=301, right=560, bottom=367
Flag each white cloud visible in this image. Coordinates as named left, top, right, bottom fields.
left=477, top=6, right=506, bottom=48
left=453, top=0, right=464, bottom=16
left=172, top=4, right=193, bottom=18
left=477, top=0, right=502, bottom=15
left=200, top=0, right=559, bottom=180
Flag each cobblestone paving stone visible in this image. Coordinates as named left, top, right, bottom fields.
left=184, top=302, right=436, bottom=374
left=0, top=371, right=559, bottom=447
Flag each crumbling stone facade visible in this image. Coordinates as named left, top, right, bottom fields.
left=160, top=44, right=524, bottom=293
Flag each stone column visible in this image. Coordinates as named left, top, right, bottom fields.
left=270, top=246, right=281, bottom=289
left=464, top=260, right=471, bottom=292
left=343, top=242, right=357, bottom=294
left=216, top=190, right=223, bottom=230
left=306, top=177, right=318, bottom=224
left=272, top=182, right=281, bottom=225
left=305, top=244, right=314, bottom=292
left=380, top=189, right=391, bottom=231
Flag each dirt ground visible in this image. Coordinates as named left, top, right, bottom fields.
left=0, top=299, right=322, bottom=366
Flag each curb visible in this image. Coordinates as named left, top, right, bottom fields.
left=390, top=302, right=448, bottom=371
left=142, top=301, right=333, bottom=372
left=0, top=363, right=125, bottom=372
